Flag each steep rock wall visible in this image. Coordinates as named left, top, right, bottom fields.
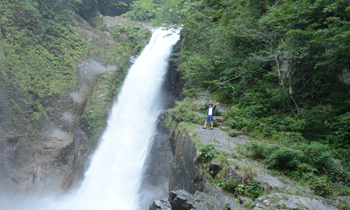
left=0, top=55, right=116, bottom=194
left=168, top=122, right=204, bottom=194
left=0, top=13, right=150, bottom=194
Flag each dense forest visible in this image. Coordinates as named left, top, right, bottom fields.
left=1, top=0, right=349, bottom=200
left=147, top=0, right=350, bottom=198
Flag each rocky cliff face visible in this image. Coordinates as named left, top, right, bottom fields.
left=168, top=122, right=204, bottom=194
left=0, top=52, right=114, bottom=194
left=0, top=58, right=110, bottom=194
left=150, top=119, right=246, bottom=210
left=0, top=13, right=150, bottom=195
left=150, top=91, right=344, bottom=210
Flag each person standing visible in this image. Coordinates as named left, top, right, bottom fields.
left=201, top=101, right=219, bottom=130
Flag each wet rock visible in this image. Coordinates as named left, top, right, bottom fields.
left=139, top=112, right=173, bottom=207
left=149, top=199, right=172, bottom=210
left=169, top=190, right=196, bottom=210
left=168, top=124, right=204, bottom=193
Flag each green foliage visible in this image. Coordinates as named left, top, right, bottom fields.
left=111, top=24, right=151, bottom=57
left=157, top=0, right=350, bottom=160
left=168, top=99, right=202, bottom=123
left=81, top=71, right=119, bottom=144
left=74, top=0, right=134, bottom=19
left=228, top=130, right=237, bottom=137
left=264, top=148, right=304, bottom=170
left=128, top=0, right=157, bottom=21
left=0, top=0, right=151, bottom=143
left=147, top=0, right=350, bottom=197
left=244, top=140, right=350, bottom=195
left=310, top=176, right=333, bottom=197
left=328, top=112, right=350, bottom=149
left=197, top=144, right=217, bottom=162
left=245, top=141, right=276, bottom=160
left=216, top=179, right=267, bottom=199
left=240, top=164, right=259, bottom=183
left=81, top=24, right=150, bottom=144
left=0, top=0, right=91, bottom=121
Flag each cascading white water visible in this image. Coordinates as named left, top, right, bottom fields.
left=0, top=28, right=180, bottom=210
left=70, top=28, right=180, bottom=210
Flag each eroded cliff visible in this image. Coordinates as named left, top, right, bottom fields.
left=150, top=91, right=346, bottom=209
left=0, top=13, right=151, bottom=194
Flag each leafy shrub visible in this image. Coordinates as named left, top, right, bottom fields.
left=128, top=0, right=157, bottom=21
left=224, top=203, right=231, bottom=210
left=218, top=179, right=265, bottom=199
left=310, top=176, right=333, bottom=197
left=221, top=179, right=239, bottom=193
left=272, top=131, right=305, bottom=143
left=243, top=140, right=350, bottom=191
left=229, top=130, right=238, bottom=137
left=328, top=112, right=350, bottom=149
left=245, top=141, right=276, bottom=159
left=168, top=100, right=200, bottom=123
left=247, top=181, right=263, bottom=199
left=325, top=159, right=350, bottom=184
left=296, top=142, right=332, bottom=169
left=299, top=106, right=332, bottom=140
left=212, top=120, right=220, bottom=127
left=197, top=144, right=217, bottom=162
left=293, top=142, right=350, bottom=183
left=264, top=147, right=305, bottom=170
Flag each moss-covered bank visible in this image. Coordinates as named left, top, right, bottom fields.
left=0, top=0, right=152, bottom=193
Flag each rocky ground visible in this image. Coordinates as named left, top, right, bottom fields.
left=150, top=91, right=348, bottom=210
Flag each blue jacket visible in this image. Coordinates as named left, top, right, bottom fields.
left=204, top=104, right=216, bottom=116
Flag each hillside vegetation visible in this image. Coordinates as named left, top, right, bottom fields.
left=1, top=0, right=349, bottom=199
left=130, top=0, right=350, bottom=198
left=0, top=0, right=155, bottom=192
left=0, top=0, right=149, bottom=126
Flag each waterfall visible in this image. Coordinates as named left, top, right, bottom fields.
left=0, top=28, right=180, bottom=210
left=70, top=28, right=179, bottom=210
left=71, top=28, right=180, bottom=210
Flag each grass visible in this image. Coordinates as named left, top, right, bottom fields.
left=240, top=164, right=259, bottom=183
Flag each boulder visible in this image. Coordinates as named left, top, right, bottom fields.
left=227, top=166, right=243, bottom=183
left=169, top=190, right=196, bottom=210
left=149, top=199, right=172, bottom=210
